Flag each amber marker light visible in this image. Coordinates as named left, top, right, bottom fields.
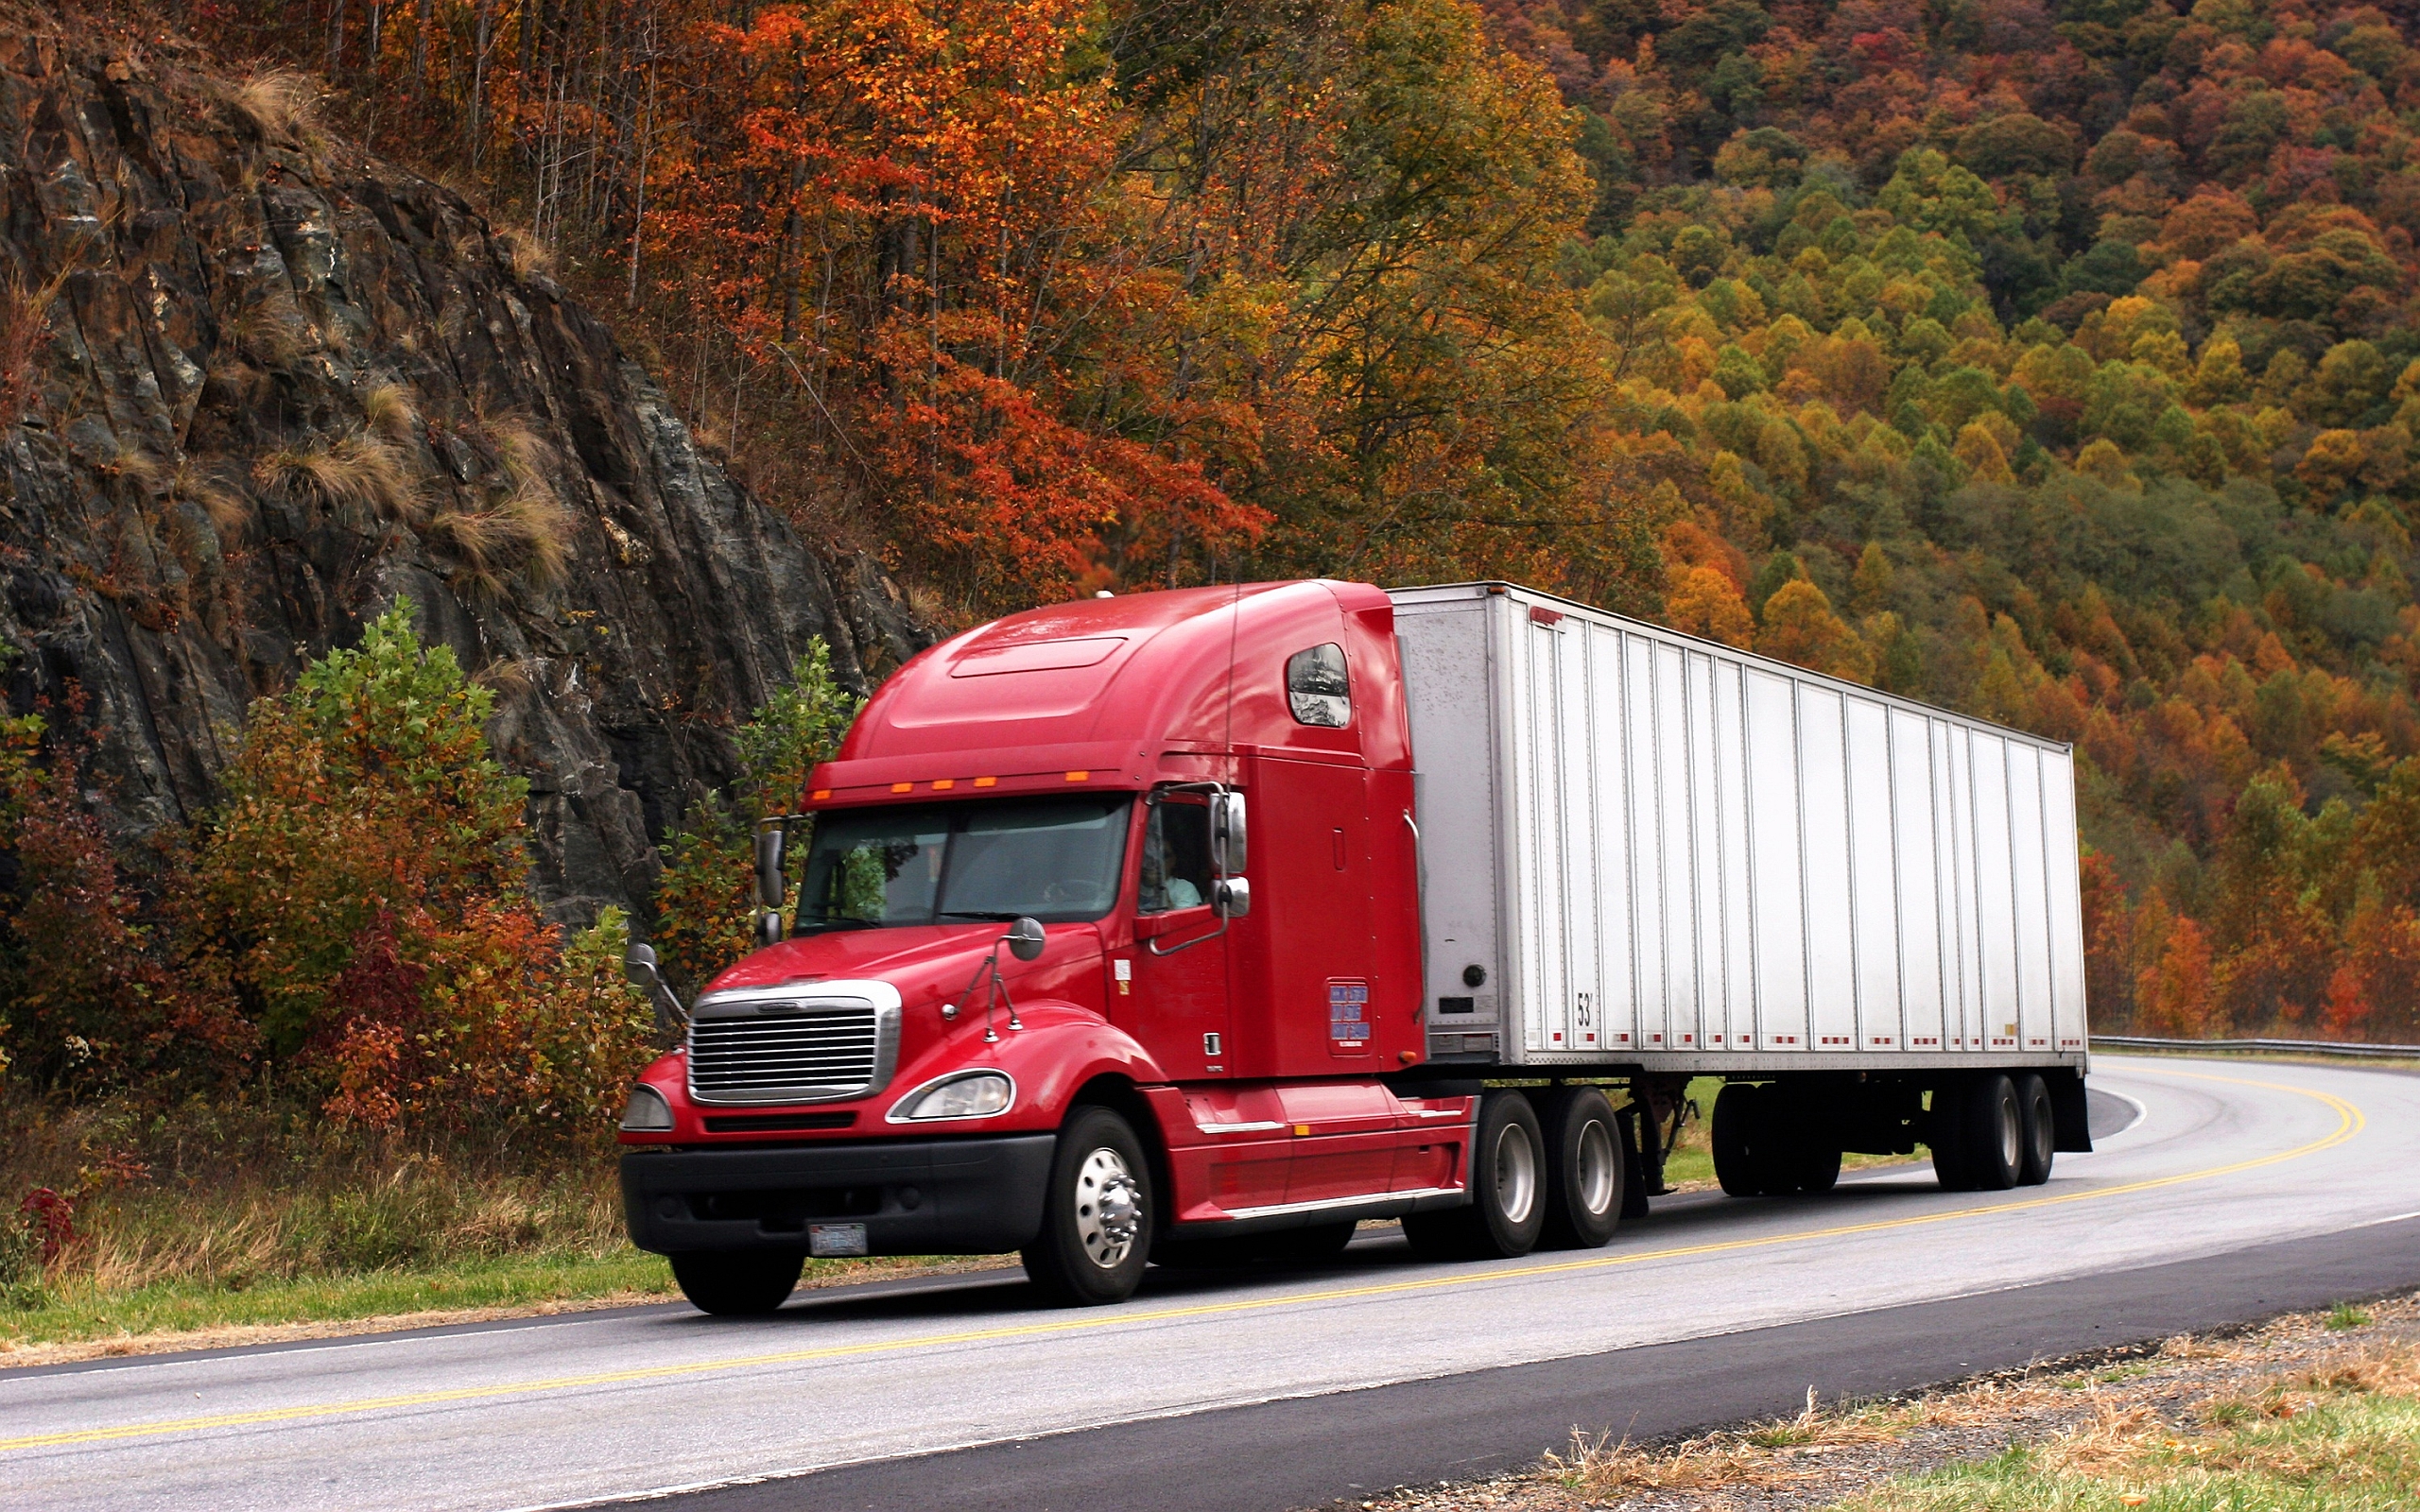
left=890, top=782, right=913, bottom=793
left=1065, top=770, right=1089, bottom=782
left=932, top=779, right=956, bottom=790
left=974, top=776, right=997, bottom=787
left=810, top=789, right=831, bottom=800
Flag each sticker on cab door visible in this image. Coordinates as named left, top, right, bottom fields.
left=1328, top=980, right=1371, bottom=1054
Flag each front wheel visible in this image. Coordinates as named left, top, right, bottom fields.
left=1023, top=1107, right=1153, bottom=1306
left=670, top=1249, right=804, bottom=1316
left=1404, top=1090, right=1546, bottom=1261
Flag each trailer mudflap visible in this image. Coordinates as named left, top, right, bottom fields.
left=2048, top=1069, right=2094, bottom=1153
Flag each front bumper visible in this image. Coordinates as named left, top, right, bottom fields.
left=619, top=1134, right=1055, bottom=1256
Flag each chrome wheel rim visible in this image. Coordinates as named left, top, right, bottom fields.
left=1575, top=1118, right=1617, bottom=1216
left=1494, top=1122, right=1539, bottom=1226
left=1074, top=1145, right=1142, bottom=1269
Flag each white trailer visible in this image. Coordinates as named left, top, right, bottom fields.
left=1390, top=581, right=2093, bottom=1197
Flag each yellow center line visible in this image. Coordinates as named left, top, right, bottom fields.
left=2, top=1067, right=2366, bottom=1455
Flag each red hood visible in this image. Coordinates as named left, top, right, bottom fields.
left=700, top=921, right=1087, bottom=1001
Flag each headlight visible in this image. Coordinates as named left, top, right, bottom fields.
left=888, top=1071, right=1014, bottom=1122
left=619, top=1084, right=674, bottom=1132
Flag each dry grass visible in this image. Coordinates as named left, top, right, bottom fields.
left=97, top=444, right=165, bottom=489
left=0, top=266, right=69, bottom=428
left=228, top=69, right=320, bottom=145
left=169, top=457, right=252, bottom=541
left=495, top=224, right=557, bottom=280
left=426, top=415, right=575, bottom=589
left=1547, top=1389, right=1903, bottom=1499
left=222, top=301, right=308, bottom=367
left=361, top=380, right=422, bottom=444
left=253, top=432, right=423, bottom=524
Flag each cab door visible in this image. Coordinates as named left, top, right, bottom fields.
left=1128, top=790, right=1231, bottom=1080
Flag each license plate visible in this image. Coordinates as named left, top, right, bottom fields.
left=809, top=1222, right=868, bottom=1258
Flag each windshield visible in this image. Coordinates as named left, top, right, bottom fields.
left=794, top=796, right=1132, bottom=932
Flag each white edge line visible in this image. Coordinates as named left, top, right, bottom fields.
left=2100, top=1090, right=2150, bottom=1138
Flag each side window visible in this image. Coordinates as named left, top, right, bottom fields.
left=1139, top=798, right=1214, bottom=913
left=1287, top=643, right=1350, bottom=727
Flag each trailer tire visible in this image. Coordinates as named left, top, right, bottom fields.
left=1536, top=1086, right=1623, bottom=1248
left=1023, top=1107, right=1154, bottom=1306
left=1712, top=1082, right=1771, bottom=1197
left=669, top=1249, right=804, bottom=1316
left=1404, top=1091, right=1546, bottom=1261
left=2014, top=1073, right=2056, bottom=1187
left=1961, top=1074, right=2025, bottom=1192
left=1790, top=1141, right=1842, bottom=1194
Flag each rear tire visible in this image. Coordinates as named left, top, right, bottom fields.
left=1403, top=1090, right=1547, bottom=1261
left=1536, top=1086, right=1623, bottom=1248
left=669, top=1249, right=804, bottom=1316
left=1790, top=1140, right=1842, bottom=1194
left=1712, top=1082, right=1761, bottom=1196
left=1023, top=1107, right=1153, bottom=1306
left=2014, top=1073, right=2055, bottom=1186
left=1962, top=1074, right=2025, bottom=1191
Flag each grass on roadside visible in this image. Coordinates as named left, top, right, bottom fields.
left=1513, top=1297, right=2420, bottom=1512
left=0, top=1093, right=994, bottom=1361
left=4, top=1246, right=674, bottom=1353
left=1840, top=1337, right=2420, bottom=1512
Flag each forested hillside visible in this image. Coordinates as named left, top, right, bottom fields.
left=17, top=0, right=2420, bottom=1063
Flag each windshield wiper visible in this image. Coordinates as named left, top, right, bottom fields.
left=935, top=910, right=1024, bottom=921
left=795, top=917, right=883, bottom=932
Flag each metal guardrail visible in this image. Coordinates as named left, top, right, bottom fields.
left=2093, top=1035, right=2420, bottom=1060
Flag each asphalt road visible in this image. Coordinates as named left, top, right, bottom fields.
left=7, top=1056, right=2416, bottom=1512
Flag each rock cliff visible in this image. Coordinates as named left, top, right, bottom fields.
left=0, top=26, right=925, bottom=926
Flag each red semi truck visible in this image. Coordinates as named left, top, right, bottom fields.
left=617, top=579, right=2093, bottom=1314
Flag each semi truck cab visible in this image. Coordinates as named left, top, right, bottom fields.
left=618, top=581, right=1494, bottom=1313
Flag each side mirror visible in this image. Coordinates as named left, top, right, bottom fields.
left=624, top=942, right=688, bottom=1033
left=624, top=941, right=663, bottom=988
left=754, top=826, right=787, bottom=909
left=1210, top=791, right=1247, bottom=875
left=1212, top=876, right=1252, bottom=919
left=1006, top=916, right=1047, bottom=962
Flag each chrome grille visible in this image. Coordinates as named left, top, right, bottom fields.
left=685, top=991, right=899, bottom=1105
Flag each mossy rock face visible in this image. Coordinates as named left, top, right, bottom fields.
left=0, top=26, right=930, bottom=930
